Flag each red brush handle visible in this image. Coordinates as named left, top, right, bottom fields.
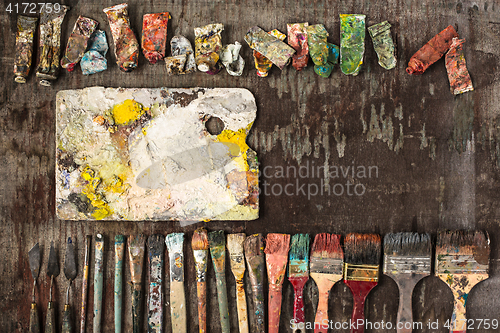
left=345, top=280, right=378, bottom=333
left=289, top=277, right=308, bottom=332
left=268, top=284, right=284, bottom=333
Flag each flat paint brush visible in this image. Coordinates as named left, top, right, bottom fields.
left=192, top=227, right=209, bottom=333
left=344, top=233, right=381, bottom=333
left=80, top=235, right=91, bottom=333
left=147, top=234, right=165, bottom=333
left=94, top=234, right=104, bottom=333
left=436, top=230, right=490, bottom=333
left=114, top=235, right=125, bottom=333
left=208, top=230, right=230, bottom=333
left=166, top=233, right=187, bottom=333
left=265, top=233, right=290, bottom=333
left=244, top=234, right=266, bottom=333
left=288, top=234, right=310, bottom=333
left=310, top=233, right=343, bottom=333
left=383, top=232, right=432, bottom=333
left=227, top=233, right=249, bottom=333
left=128, top=234, right=146, bottom=333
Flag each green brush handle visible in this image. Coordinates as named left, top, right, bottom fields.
left=215, top=272, right=230, bottom=333
left=44, top=302, right=56, bottom=333
left=29, top=303, right=40, bottom=333
left=61, top=304, right=72, bottom=333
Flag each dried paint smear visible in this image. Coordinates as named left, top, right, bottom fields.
left=56, top=87, right=258, bottom=223
left=340, top=14, right=366, bottom=76
left=445, top=38, right=474, bottom=95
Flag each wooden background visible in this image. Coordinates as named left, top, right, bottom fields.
left=1, top=0, right=500, bottom=332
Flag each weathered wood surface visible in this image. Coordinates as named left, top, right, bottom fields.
left=1, top=0, right=500, bottom=332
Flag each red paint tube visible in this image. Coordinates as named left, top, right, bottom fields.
left=103, top=3, right=140, bottom=72
left=406, top=25, right=458, bottom=75
left=445, top=37, right=474, bottom=95
left=287, top=23, right=309, bottom=71
left=61, top=16, right=98, bottom=72
left=142, top=12, right=170, bottom=64
left=13, top=15, right=38, bottom=83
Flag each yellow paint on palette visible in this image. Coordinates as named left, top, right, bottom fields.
left=81, top=166, right=113, bottom=220
left=216, top=124, right=253, bottom=171
left=112, top=99, right=145, bottom=126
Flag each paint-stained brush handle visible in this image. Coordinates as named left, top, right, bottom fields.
left=197, top=281, right=207, bottom=333
left=236, top=281, right=249, bottom=333
left=94, top=235, right=104, bottom=333
left=45, top=302, right=56, bottom=333
left=62, top=304, right=72, bottom=333
left=346, top=281, right=378, bottom=333
left=80, top=235, right=91, bottom=333
left=396, top=285, right=415, bottom=333
left=251, top=284, right=266, bottom=333
left=215, top=273, right=231, bottom=333
left=268, top=285, right=284, bottom=333
left=170, top=280, right=187, bottom=332
left=290, top=278, right=308, bottom=332
left=29, top=303, right=40, bottom=333
left=114, top=235, right=125, bottom=333
left=314, top=284, right=330, bottom=333
left=131, top=283, right=142, bottom=333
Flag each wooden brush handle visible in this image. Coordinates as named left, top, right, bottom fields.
left=29, top=303, right=40, bottom=333
left=289, top=277, right=308, bottom=332
left=61, top=304, right=72, bottom=333
left=215, top=273, right=230, bottom=333
left=449, top=274, right=479, bottom=333
left=131, top=283, right=142, bottom=333
left=314, top=283, right=331, bottom=333
left=170, top=280, right=187, bottom=333
left=395, top=279, right=420, bottom=333
left=268, top=284, right=284, bottom=333
left=236, top=281, right=249, bottom=333
left=45, top=302, right=56, bottom=333
left=345, top=280, right=378, bottom=333
left=196, top=281, right=207, bottom=333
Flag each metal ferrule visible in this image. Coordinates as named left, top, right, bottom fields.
left=310, top=257, right=343, bottom=274
left=436, top=254, right=489, bottom=274
left=288, top=259, right=309, bottom=277
left=343, top=263, right=379, bottom=282
left=383, top=255, right=432, bottom=275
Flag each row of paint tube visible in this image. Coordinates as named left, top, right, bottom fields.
left=14, top=3, right=473, bottom=94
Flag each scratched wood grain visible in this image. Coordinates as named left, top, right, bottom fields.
left=1, top=0, right=500, bottom=332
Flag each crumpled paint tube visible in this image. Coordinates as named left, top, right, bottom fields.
left=245, top=26, right=295, bottom=70
left=194, top=23, right=224, bottom=74
left=445, top=37, right=474, bottom=95
left=251, top=29, right=286, bottom=77
left=36, top=6, right=69, bottom=86
left=368, top=21, right=396, bottom=70
left=406, top=25, right=458, bottom=75
left=164, top=35, right=196, bottom=75
left=221, top=41, right=245, bottom=76
left=13, top=15, right=38, bottom=83
left=81, top=30, right=108, bottom=75
left=314, top=43, right=339, bottom=78
left=60, top=16, right=98, bottom=71
left=103, top=3, right=140, bottom=72
left=142, top=12, right=170, bottom=64
left=287, top=23, right=309, bottom=71
left=307, top=25, right=338, bottom=78
left=340, top=14, right=366, bottom=76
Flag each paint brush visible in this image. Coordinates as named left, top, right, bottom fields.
left=114, top=235, right=125, bottom=333
left=310, top=233, right=343, bottom=333
left=192, top=227, right=209, bottom=333
left=227, top=233, right=249, bottom=333
left=244, top=234, right=266, bottom=333
left=208, top=230, right=230, bottom=333
left=147, top=234, right=165, bottom=333
left=436, top=230, right=490, bottom=333
left=94, top=234, right=104, bottom=333
left=344, top=233, right=381, bottom=333
left=166, top=233, right=187, bottom=333
left=383, top=232, right=432, bottom=333
left=265, top=233, right=290, bottom=333
left=288, top=234, right=310, bottom=333
left=128, top=234, right=146, bottom=333
left=80, top=235, right=91, bottom=333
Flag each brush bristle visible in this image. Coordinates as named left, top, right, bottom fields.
left=227, top=233, right=245, bottom=254
left=264, top=233, right=290, bottom=255
left=165, top=233, right=184, bottom=252
left=289, top=234, right=310, bottom=261
left=311, top=233, right=343, bottom=260
left=344, top=233, right=381, bottom=265
left=147, top=234, right=165, bottom=255
left=384, top=232, right=431, bottom=257
left=436, top=230, right=490, bottom=255
left=192, top=227, right=209, bottom=251
left=208, top=230, right=225, bottom=248
left=244, top=234, right=264, bottom=257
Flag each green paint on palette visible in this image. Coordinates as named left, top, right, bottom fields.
left=340, top=14, right=366, bottom=76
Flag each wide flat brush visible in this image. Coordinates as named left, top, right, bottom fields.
left=166, top=233, right=187, bottom=333
left=128, top=234, right=146, bottom=333
left=384, top=232, right=432, bottom=333
left=264, top=233, right=290, bottom=333
left=192, top=227, right=209, bottom=333
left=310, top=233, right=343, bottom=333
left=227, top=233, right=249, bottom=333
left=147, top=234, right=165, bottom=333
left=288, top=234, right=310, bottom=333
left=436, top=230, right=490, bottom=333
left=244, top=234, right=266, bottom=333
left=208, top=230, right=230, bottom=333
left=344, top=233, right=381, bottom=333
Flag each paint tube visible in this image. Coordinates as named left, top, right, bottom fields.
left=194, top=23, right=224, bottom=74
left=103, top=3, right=140, bottom=72
left=313, top=43, right=339, bottom=78
left=81, top=30, right=108, bottom=75
left=307, top=24, right=329, bottom=66
left=221, top=42, right=245, bottom=76
left=368, top=21, right=396, bottom=70
left=244, top=26, right=295, bottom=70
left=60, top=16, right=98, bottom=71
left=165, top=35, right=196, bottom=75
left=36, top=5, right=69, bottom=86
left=13, top=15, right=38, bottom=83
left=250, top=29, right=287, bottom=77
left=287, top=23, right=309, bottom=71
left=445, top=37, right=473, bottom=95
left=406, top=25, right=458, bottom=75
left=340, top=14, right=366, bottom=76
left=142, top=12, right=170, bottom=64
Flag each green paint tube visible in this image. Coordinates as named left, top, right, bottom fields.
left=368, top=21, right=396, bottom=70
left=340, top=14, right=366, bottom=76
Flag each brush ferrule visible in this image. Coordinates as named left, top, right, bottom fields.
left=310, top=257, right=343, bottom=274
left=383, top=255, right=432, bottom=274
left=193, top=250, right=208, bottom=281
left=436, top=254, right=489, bottom=274
left=288, top=260, right=309, bottom=277
left=343, top=263, right=379, bottom=282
